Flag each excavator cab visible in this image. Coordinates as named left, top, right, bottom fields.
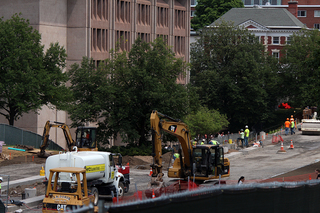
left=191, top=145, right=229, bottom=180
left=76, top=127, right=98, bottom=151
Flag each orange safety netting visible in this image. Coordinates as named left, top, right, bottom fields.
left=113, top=180, right=198, bottom=204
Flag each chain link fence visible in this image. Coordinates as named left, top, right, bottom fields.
left=0, top=123, right=63, bottom=151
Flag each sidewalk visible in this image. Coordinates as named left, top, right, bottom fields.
left=1, top=176, right=45, bottom=212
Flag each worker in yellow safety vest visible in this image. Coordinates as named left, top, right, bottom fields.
left=209, top=140, right=219, bottom=145
left=244, top=125, right=250, bottom=147
left=290, top=120, right=295, bottom=135
left=193, top=138, right=197, bottom=146
left=201, top=139, right=205, bottom=145
left=173, top=153, right=180, bottom=160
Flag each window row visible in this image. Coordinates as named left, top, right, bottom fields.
left=256, top=36, right=292, bottom=45
left=242, top=0, right=281, bottom=5
left=92, top=28, right=108, bottom=52
left=298, top=10, right=320, bottom=18
left=92, top=0, right=108, bottom=20
left=137, top=4, right=151, bottom=25
left=157, top=7, right=168, bottom=27
left=175, top=9, right=186, bottom=29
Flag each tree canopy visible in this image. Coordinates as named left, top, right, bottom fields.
left=190, top=21, right=281, bottom=132
left=67, top=38, right=191, bottom=146
left=0, top=14, right=68, bottom=125
left=184, top=106, right=229, bottom=138
left=280, top=29, right=320, bottom=108
left=191, top=0, right=244, bottom=31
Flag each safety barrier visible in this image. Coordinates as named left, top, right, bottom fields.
left=107, top=179, right=320, bottom=213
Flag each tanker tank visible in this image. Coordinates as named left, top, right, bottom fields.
left=45, top=151, right=113, bottom=183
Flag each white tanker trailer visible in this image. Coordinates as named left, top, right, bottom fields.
left=44, top=149, right=130, bottom=204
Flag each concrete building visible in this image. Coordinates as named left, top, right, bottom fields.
left=210, top=7, right=305, bottom=59
left=0, top=0, right=190, bottom=148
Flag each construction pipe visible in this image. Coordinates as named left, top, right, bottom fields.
left=8, top=147, right=25, bottom=152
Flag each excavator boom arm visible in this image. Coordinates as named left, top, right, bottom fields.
left=39, top=121, right=76, bottom=157
left=150, top=110, right=192, bottom=178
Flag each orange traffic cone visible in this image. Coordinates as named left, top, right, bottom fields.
left=152, top=189, right=155, bottom=199
left=149, top=168, right=153, bottom=176
left=277, top=141, right=286, bottom=153
left=289, top=140, right=294, bottom=149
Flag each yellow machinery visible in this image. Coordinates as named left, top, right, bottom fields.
left=38, top=121, right=98, bottom=157
left=150, top=110, right=230, bottom=185
left=42, top=167, right=98, bottom=212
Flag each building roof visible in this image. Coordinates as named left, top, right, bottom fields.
left=209, top=8, right=306, bottom=29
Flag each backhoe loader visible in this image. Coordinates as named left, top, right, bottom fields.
left=149, top=110, right=230, bottom=187
left=38, top=121, right=98, bottom=157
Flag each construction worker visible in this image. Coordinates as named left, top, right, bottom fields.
left=244, top=126, right=250, bottom=147
left=238, top=129, right=244, bottom=148
left=201, top=139, right=205, bottom=145
left=290, top=119, right=295, bottom=135
left=192, top=138, right=197, bottom=146
left=284, top=118, right=290, bottom=135
left=209, top=140, right=219, bottom=145
left=173, top=152, right=180, bottom=160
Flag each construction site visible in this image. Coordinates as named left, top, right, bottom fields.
left=1, top=121, right=320, bottom=212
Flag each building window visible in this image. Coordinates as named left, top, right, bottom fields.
left=272, top=52, right=279, bottom=60
left=315, top=11, right=320, bottom=17
left=286, top=36, right=292, bottom=44
left=298, top=10, right=306, bottom=17
left=191, top=10, right=195, bottom=17
left=191, top=0, right=197, bottom=6
left=314, top=24, right=320, bottom=29
left=273, top=37, right=279, bottom=44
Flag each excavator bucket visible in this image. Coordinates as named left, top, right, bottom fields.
left=37, top=151, right=51, bottom=158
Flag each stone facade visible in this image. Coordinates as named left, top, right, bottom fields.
left=0, top=0, right=190, bottom=148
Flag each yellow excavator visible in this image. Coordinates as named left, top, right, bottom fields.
left=149, top=110, right=230, bottom=186
left=38, top=121, right=98, bottom=157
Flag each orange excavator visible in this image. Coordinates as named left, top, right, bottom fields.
left=38, top=121, right=98, bottom=157
left=149, top=110, right=230, bottom=186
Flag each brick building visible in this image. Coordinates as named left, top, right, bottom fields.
left=209, top=7, right=305, bottom=59
left=243, top=0, right=320, bottom=29
left=0, top=0, right=190, bottom=148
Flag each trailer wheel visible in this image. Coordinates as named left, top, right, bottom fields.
left=90, top=187, right=99, bottom=206
left=118, top=182, right=124, bottom=197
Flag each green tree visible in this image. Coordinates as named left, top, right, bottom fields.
left=0, top=14, right=68, bottom=126
left=281, top=29, right=320, bottom=108
left=184, top=106, right=229, bottom=138
left=190, top=21, right=281, bottom=131
left=191, top=0, right=244, bottom=31
left=67, top=37, right=190, bottom=146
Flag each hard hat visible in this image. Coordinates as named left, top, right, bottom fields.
left=202, top=139, right=205, bottom=141
left=0, top=177, right=3, bottom=182
left=245, top=125, right=248, bottom=128
left=240, top=129, right=243, bottom=132
left=287, top=118, right=289, bottom=120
